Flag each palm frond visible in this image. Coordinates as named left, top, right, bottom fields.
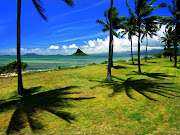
left=32, top=0, right=47, bottom=21
left=112, top=30, right=119, bottom=37
left=102, top=28, right=110, bottom=33
left=126, top=0, right=136, bottom=18
left=63, top=0, right=75, bottom=7
left=96, top=20, right=109, bottom=28
left=151, top=2, right=166, bottom=13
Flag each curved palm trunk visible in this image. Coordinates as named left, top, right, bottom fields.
left=173, top=33, right=177, bottom=67
left=170, top=56, right=172, bottom=61
left=131, top=38, right=134, bottom=65
left=111, top=36, right=114, bottom=67
left=138, top=23, right=141, bottom=74
left=145, top=35, right=148, bottom=62
left=106, top=0, right=113, bottom=81
left=17, top=0, right=25, bottom=95
left=173, top=26, right=178, bottom=67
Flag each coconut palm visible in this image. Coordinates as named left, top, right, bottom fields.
left=104, top=0, right=113, bottom=81
left=96, top=7, right=126, bottom=67
left=17, top=0, right=75, bottom=95
left=120, top=0, right=137, bottom=65
left=142, top=16, right=159, bottom=62
left=163, top=0, right=180, bottom=67
left=160, top=27, right=174, bottom=61
left=127, top=0, right=166, bottom=74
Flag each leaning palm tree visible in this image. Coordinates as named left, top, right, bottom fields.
left=120, top=0, right=137, bottom=65
left=142, top=16, right=159, bottom=62
left=96, top=7, right=126, bottom=67
left=127, top=0, right=166, bottom=74
left=17, top=0, right=75, bottom=95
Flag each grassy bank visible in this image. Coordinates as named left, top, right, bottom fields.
left=0, top=58, right=179, bottom=134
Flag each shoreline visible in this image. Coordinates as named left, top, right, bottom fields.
left=0, top=55, right=157, bottom=78
left=0, top=65, right=88, bottom=78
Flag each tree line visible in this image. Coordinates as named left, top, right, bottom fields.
left=96, top=0, right=179, bottom=81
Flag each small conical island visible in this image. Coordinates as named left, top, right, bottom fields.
left=72, top=48, right=88, bottom=56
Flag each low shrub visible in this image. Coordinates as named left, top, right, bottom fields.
left=0, top=61, right=28, bottom=74
left=101, top=61, right=108, bottom=64
left=141, top=57, right=152, bottom=60
left=129, top=58, right=138, bottom=61
left=58, top=66, right=62, bottom=69
left=88, top=63, right=97, bottom=66
left=115, top=60, right=126, bottom=63
left=153, top=53, right=162, bottom=58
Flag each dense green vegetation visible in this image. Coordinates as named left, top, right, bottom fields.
left=0, top=61, right=28, bottom=74
left=72, top=49, right=88, bottom=56
left=71, top=52, right=88, bottom=56
left=0, top=58, right=179, bottom=134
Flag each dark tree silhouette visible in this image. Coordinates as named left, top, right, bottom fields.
left=96, top=7, right=126, bottom=67
left=16, top=0, right=75, bottom=95
left=126, top=0, right=166, bottom=74
left=120, top=0, right=137, bottom=65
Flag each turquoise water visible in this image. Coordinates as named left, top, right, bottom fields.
left=0, top=54, right=152, bottom=71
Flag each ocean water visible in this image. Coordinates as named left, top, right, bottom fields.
left=0, top=54, right=152, bottom=71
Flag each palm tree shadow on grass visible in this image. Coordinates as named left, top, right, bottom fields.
left=90, top=76, right=179, bottom=101
left=163, top=66, right=180, bottom=69
left=0, top=86, right=95, bottom=134
left=112, top=65, right=129, bottom=69
left=127, top=71, right=176, bottom=80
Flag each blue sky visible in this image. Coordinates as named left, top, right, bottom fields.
left=0, top=0, right=172, bottom=55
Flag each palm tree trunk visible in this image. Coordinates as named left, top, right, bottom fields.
left=138, top=23, right=141, bottom=74
left=131, top=38, right=134, bottom=65
left=173, top=39, right=177, bottom=67
left=145, top=35, right=148, bottom=62
left=111, top=36, right=114, bottom=67
left=106, top=0, right=113, bottom=81
left=170, top=56, right=172, bottom=61
left=174, top=28, right=177, bottom=67
left=17, top=0, right=25, bottom=95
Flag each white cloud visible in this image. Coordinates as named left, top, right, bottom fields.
left=0, top=25, right=166, bottom=55
left=62, top=45, right=68, bottom=49
left=82, top=45, right=89, bottom=48
left=88, top=40, right=96, bottom=47
left=69, top=44, right=78, bottom=49
left=48, top=45, right=59, bottom=49
left=80, top=26, right=165, bottom=54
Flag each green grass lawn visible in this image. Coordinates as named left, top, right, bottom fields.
left=0, top=58, right=179, bottom=134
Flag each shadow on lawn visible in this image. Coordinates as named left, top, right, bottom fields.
left=0, top=86, right=95, bottom=134
left=163, top=66, right=180, bottom=69
left=127, top=71, right=176, bottom=80
left=90, top=76, right=179, bottom=101
left=112, top=65, right=129, bottom=69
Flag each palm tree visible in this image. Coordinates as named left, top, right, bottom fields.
left=17, top=0, right=75, bottom=95
left=164, top=0, right=180, bottom=67
left=160, top=27, right=174, bottom=61
left=105, top=0, right=113, bottom=81
left=142, top=16, right=159, bottom=62
left=120, top=0, right=137, bottom=65
left=96, top=7, right=126, bottom=67
left=127, top=0, right=166, bottom=74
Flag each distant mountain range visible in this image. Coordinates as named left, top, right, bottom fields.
left=1, top=48, right=179, bottom=56
left=24, top=53, right=38, bottom=56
